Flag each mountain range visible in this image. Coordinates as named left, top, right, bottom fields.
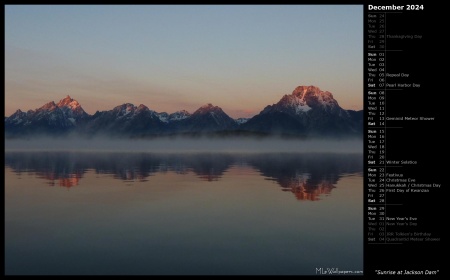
left=5, top=85, right=363, bottom=138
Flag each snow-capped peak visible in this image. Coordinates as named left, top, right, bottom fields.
left=57, top=95, right=74, bottom=106
left=292, top=85, right=322, bottom=98
left=156, top=112, right=169, bottom=123
left=291, top=85, right=339, bottom=109
left=55, top=95, right=85, bottom=112
left=113, top=103, right=137, bottom=117
left=169, top=110, right=191, bottom=121
left=53, top=95, right=88, bottom=120
left=137, top=104, right=150, bottom=112
left=40, top=101, right=57, bottom=111
left=57, top=95, right=81, bottom=110
left=276, top=94, right=311, bottom=115
left=5, top=109, right=28, bottom=125
left=195, top=103, right=223, bottom=114
left=260, top=85, right=342, bottom=116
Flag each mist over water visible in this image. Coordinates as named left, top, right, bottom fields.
left=5, top=136, right=363, bottom=153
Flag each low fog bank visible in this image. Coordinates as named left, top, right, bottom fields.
left=5, top=136, right=363, bottom=154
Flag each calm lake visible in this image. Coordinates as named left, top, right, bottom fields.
left=5, top=151, right=363, bottom=275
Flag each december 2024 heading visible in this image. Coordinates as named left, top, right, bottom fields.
left=368, top=4, right=424, bottom=11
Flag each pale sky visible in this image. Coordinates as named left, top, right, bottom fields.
left=5, top=5, right=363, bottom=118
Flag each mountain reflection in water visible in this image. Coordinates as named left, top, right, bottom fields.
left=5, top=152, right=362, bottom=201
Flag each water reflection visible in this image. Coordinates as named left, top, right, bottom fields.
left=5, top=152, right=362, bottom=200
left=38, top=171, right=83, bottom=188
left=248, top=154, right=361, bottom=200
